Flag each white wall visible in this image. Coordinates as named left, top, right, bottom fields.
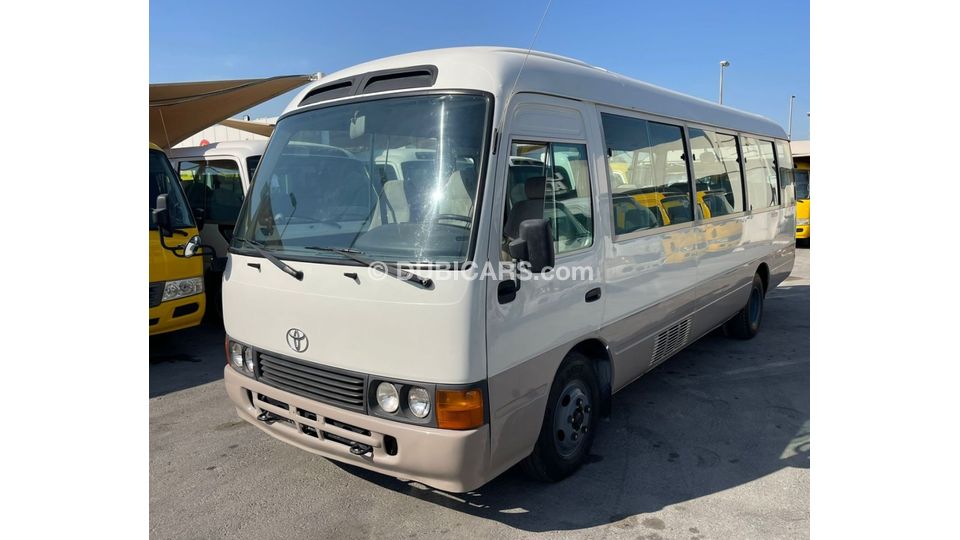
left=173, top=117, right=276, bottom=148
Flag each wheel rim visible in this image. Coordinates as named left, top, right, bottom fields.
left=552, top=380, right=592, bottom=458
left=748, top=287, right=762, bottom=327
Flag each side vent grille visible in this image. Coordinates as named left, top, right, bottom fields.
left=650, top=318, right=692, bottom=368
left=361, top=66, right=437, bottom=94
left=297, top=65, right=438, bottom=108
left=299, top=79, right=355, bottom=107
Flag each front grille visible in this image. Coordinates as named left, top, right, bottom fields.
left=149, top=282, right=164, bottom=307
left=257, top=353, right=366, bottom=411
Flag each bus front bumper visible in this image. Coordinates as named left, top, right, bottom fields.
left=795, top=225, right=810, bottom=239
left=224, top=366, right=491, bottom=493
left=149, top=293, right=205, bottom=335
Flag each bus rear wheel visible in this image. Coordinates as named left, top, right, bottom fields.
left=521, top=352, right=599, bottom=482
left=724, top=273, right=765, bottom=340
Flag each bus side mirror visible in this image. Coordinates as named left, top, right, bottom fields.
left=153, top=194, right=172, bottom=236
left=508, top=219, right=555, bottom=273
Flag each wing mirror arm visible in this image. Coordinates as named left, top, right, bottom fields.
left=154, top=194, right=206, bottom=259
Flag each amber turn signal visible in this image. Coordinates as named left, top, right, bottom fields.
left=436, top=388, right=484, bottom=430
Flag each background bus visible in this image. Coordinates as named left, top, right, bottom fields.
left=149, top=144, right=206, bottom=334
left=168, top=141, right=266, bottom=318
left=791, top=140, right=810, bottom=244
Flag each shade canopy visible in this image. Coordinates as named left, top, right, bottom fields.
left=219, top=118, right=276, bottom=138
left=149, top=75, right=312, bottom=149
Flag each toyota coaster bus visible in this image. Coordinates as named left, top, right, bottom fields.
left=222, top=47, right=795, bottom=492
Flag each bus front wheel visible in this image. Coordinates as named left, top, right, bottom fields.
left=522, top=352, right=600, bottom=482
left=724, top=273, right=765, bottom=340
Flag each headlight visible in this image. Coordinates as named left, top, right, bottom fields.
left=376, top=382, right=400, bottom=413
left=162, top=277, right=204, bottom=302
left=243, top=347, right=256, bottom=373
left=227, top=341, right=255, bottom=376
left=229, top=342, right=244, bottom=370
left=797, top=218, right=810, bottom=226
left=408, top=387, right=431, bottom=418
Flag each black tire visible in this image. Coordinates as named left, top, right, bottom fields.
left=522, top=352, right=600, bottom=482
left=724, top=273, right=765, bottom=340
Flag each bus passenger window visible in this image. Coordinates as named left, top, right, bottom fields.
left=503, top=141, right=594, bottom=258
left=600, top=113, right=694, bottom=231
left=612, top=195, right=658, bottom=234
left=689, top=128, right=745, bottom=217
left=775, top=140, right=795, bottom=204
left=742, top=137, right=780, bottom=209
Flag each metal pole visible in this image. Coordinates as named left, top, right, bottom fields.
left=720, top=66, right=723, bottom=105
left=788, top=95, right=796, bottom=139
left=719, top=61, right=729, bottom=104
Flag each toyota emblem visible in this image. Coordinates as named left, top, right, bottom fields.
left=286, top=328, right=308, bottom=352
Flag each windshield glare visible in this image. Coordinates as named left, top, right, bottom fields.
left=232, top=94, right=491, bottom=264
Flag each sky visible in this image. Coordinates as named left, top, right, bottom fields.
left=150, top=0, right=809, bottom=140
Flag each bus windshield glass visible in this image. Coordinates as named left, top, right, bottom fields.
left=232, top=94, right=491, bottom=264
left=795, top=171, right=810, bottom=200
left=149, top=149, right=194, bottom=229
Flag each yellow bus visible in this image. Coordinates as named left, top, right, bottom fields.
left=794, top=170, right=809, bottom=242
left=149, top=144, right=206, bottom=335
left=792, top=140, right=810, bottom=243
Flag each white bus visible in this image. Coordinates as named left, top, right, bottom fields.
left=167, top=141, right=267, bottom=267
left=222, top=47, right=795, bottom=492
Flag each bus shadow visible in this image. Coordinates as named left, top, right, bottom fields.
left=149, top=319, right=225, bottom=397
left=334, top=283, right=809, bottom=532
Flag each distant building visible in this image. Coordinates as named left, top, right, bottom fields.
left=791, top=140, right=809, bottom=173
left=173, top=117, right=276, bottom=148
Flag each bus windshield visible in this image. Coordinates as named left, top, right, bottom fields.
left=149, top=148, right=194, bottom=229
left=232, top=93, right=491, bottom=264
left=795, top=171, right=810, bottom=200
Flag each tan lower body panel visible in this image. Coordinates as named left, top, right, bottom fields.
left=485, top=337, right=596, bottom=481
left=224, top=367, right=491, bottom=493
left=483, top=253, right=783, bottom=479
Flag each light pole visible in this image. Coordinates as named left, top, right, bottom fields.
left=788, top=95, right=796, bottom=139
left=719, top=60, right=730, bottom=104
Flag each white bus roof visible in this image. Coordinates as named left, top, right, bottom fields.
left=284, top=47, right=788, bottom=140
left=166, top=140, right=268, bottom=160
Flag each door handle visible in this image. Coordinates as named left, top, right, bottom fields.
left=585, top=287, right=602, bottom=303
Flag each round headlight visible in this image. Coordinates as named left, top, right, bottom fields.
left=376, top=382, right=400, bottom=413
left=243, top=347, right=255, bottom=373
left=408, top=387, right=431, bottom=418
left=229, top=342, right=244, bottom=369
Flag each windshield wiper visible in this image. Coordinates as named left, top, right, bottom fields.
left=240, top=238, right=304, bottom=281
left=304, top=247, right=433, bottom=289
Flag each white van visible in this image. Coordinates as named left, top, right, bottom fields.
left=167, top=140, right=267, bottom=266
left=221, top=47, right=795, bottom=492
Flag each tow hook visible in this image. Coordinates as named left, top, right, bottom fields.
left=257, top=410, right=282, bottom=425
left=349, top=443, right=373, bottom=456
